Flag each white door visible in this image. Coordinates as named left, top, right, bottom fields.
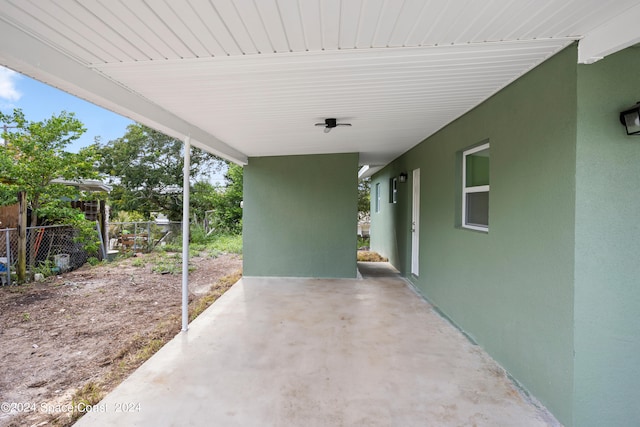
left=411, top=169, right=420, bottom=276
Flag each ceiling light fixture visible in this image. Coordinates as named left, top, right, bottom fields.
left=315, top=118, right=352, bottom=133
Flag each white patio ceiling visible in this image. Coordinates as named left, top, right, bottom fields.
left=1, top=0, right=639, bottom=168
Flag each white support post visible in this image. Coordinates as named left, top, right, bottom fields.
left=181, top=135, right=191, bottom=332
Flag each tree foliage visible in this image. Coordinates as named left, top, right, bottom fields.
left=190, top=163, right=243, bottom=233
left=209, top=163, right=243, bottom=234
left=0, top=109, right=99, bottom=227
left=97, top=124, right=224, bottom=221
left=358, top=177, right=371, bottom=221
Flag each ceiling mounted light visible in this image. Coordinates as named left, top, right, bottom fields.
left=315, top=118, right=352, bottom=133
left=620, top=102, right=640, bottom=135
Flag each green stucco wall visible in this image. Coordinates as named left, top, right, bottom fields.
left=371, top=46, right=578, bottom=424
left=243, top=153, right=358, bottom=278
left=574, top=47, right=640, bottom=427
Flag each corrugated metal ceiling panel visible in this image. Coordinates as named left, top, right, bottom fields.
left=92, top=39, right=570, bottom=161
left=3, top=0, right=635, bottom=64
left=0, top=0, right=637, bottom=165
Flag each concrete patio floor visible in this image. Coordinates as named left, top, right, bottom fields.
left=76, top=263, right=559, bottom=426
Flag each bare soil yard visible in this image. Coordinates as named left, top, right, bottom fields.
left=0, top=251, right=242, bottom=426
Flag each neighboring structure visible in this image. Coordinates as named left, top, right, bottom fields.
left=51, top=178, right=111, bottom=248
left=0, top=203, right=19, bottom=229
left=370, top=45, right=640, bottom=427
left=0, top=179, right=111, bottom=232
left=0, top=179, right=112, bottom=276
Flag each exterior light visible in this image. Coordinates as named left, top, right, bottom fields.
left=620, top=102, right=640, bottom=135
left=399, top=172, right=408, bottom=183
left=314, top=118, right=352, bottom=133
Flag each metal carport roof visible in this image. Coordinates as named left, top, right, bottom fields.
left=1, top=0, right=638, bottom=169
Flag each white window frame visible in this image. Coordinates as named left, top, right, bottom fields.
left=462, top=143, right=490, bottom=232
left=375, top=182, right=381, bottom=213
left=390, top=177, right=398, bottom=204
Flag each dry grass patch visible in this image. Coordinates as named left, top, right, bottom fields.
left=189, top=269, right=242, bottom=321
left=106, top=269, right=242, bottom=382
left=357, top=251, right=389, bottom=262
left=70, top=382, right=103, bottom=422
left=51, top=270, right=241, bottom=426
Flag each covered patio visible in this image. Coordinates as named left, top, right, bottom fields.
left=75, top=263, right=557, bottom=426
left=3, top=2, right=640, bottom=425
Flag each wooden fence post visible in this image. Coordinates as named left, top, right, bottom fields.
left=17, top=191, right=26, bottom=283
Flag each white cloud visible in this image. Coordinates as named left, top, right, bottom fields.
left=0, top=66, right=22, bottom=103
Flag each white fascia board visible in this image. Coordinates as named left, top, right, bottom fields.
left=578, top=4, right=640, bottom=64
left=358, top=165, right=385, bottom=179
left=0, top=20, right=248, bottom=165
left=357, top=165, right=370, bottom=179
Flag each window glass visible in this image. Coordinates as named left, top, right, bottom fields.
left=466, top=192, right=489, bottom=227
left=462, top=143, right=489, bottom=231
left=390, top=178, right=397, bottom=203
left=465, top=148, right=490, bottom=187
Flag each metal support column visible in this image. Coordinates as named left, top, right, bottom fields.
left=181, top=136, right=191, bottom=332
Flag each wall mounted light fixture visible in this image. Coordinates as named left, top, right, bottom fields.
left=399, top=172, right=408, bottom=183
left=620, top=102, right=640, bottom=135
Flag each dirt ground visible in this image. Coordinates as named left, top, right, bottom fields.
left=0, top=251, right=242, bottom=427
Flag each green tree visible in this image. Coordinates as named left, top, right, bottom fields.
left=0, top=184, right=15, bottom=206
left=189, top=163, right=243, bottom=234
left=0, top=109, right=98, bottom=228
left=358, top=177, right=371, bottom=221
left=190, top=181, right=217, bottom=222
left=209, top=163, right=243, bottom=234
left=97, top=123, right=224, bottom=220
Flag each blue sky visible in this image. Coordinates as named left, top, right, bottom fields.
left=0, top=66, right=227, bottom=185
left=0, top=66, right=134, bottom=152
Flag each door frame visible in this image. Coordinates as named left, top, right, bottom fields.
left=411, top=168, right=420, bottom=276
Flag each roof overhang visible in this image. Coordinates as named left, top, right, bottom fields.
left=51, top=179, right=112, bottom=193
left=1, top=1, right=639, bottom=169
left=578, top=2, right=640, bottom=64
left=358, top=165, right=385, bottom=180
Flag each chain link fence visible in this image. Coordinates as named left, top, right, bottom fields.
left=0, top=221, right=186, bottom=285
left=107, top=221, right=183, bottom=254
left=1, top=225, right=99, bottom=285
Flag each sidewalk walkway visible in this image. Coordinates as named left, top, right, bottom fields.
left=76, top=263, right=559, bottom=426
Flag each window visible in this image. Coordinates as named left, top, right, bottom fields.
left=462, top=143, right=489, bottom=231
left=375, top=182, right=381, bottom=213
left=389, top=178, right=398, bottom=203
